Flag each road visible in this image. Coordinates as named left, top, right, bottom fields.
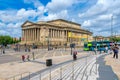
left=0, top=48, right=82, bottom=64
left=0, top=55, right=21, bottom=64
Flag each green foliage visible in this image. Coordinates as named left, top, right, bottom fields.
left=110, top=37, right=120, bottom=42
left=0, top=35, right=20, bottom=45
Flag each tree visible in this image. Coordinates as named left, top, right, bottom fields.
left=110, top=37, right=120, bottom=42
left=0, top=35, right=20, bottom=45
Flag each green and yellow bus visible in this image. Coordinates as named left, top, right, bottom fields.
left=84, top=41, right=112, bottom=51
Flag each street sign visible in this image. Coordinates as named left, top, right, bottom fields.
left=70, top=43, right=75, bottom=48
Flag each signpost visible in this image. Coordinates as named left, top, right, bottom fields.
left=70, top=43, right=75, bottom=55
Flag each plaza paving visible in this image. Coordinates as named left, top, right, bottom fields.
left=0, top=48, right=83, bottom=79
left=0, top=48, right=120, bottom=80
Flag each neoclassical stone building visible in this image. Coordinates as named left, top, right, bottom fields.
left=21, top=19, right=92, bottom=46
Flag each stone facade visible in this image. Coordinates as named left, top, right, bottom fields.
left=21, top=19, right=92, bottom=46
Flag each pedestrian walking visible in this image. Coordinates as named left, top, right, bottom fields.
left=105, top=46, right=108, bottom=53
left=109, top=45, right=113, bottom=54
left=27, top=55, right=30, bottom=61
left=73, top=50, right=77, bottom=60
left=94, top=47, right=97, bottom=55
left=22, top=55, right=25, bottom=61
left=113, top=44, right=119, bottom=59
left=28, top=47, right=31, bottom=52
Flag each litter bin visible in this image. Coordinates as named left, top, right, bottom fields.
left=46, top=59, right=52, bottom=66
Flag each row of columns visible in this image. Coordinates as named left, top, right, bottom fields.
left=23, top=28, right=40, bottom=42
left=49, top=29, right=68, bottom=38
left=22, top=28, right=87, bottom=44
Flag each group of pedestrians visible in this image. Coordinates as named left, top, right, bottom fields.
left=104, top=44, right=119, bottom=59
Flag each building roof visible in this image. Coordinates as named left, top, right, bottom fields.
left=47, top=19, right=81, bottom=26
left=21, top=19, right=92, bottom=34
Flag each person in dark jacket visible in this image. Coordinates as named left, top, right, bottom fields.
left=113, top=44, right=119, bottom=59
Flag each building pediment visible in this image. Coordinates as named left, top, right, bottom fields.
left=22, top=21, right=34, bottom=27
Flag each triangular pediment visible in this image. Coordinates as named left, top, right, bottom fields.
left=22, top=21, right=34, bottom=27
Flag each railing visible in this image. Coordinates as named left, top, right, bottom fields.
left=7, top=72, right=30, bottom=80
left=7, top=53, right=117, bottom=80
left=29, top=54, right=97, bottom=80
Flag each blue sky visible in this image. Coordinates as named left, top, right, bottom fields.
left=0, top=0, right=120, bottom=37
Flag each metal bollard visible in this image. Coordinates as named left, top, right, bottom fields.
left=21, top=74, right=22, bottom=80
left=13, top=76, right=15, bottom=80
left=72, top=61, right=74, bottom=80
left=49, top=67, right=51, bottom=80
left=39, top=73, right=41, bottom=80
left=60, top=66, right=62, bottom=80
left=86, top=56, right=87, bottom=76
left=29, top=72, right=30, bottom=80
left=96, top=55, right=97, bottom=75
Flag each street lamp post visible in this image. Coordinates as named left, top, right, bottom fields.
left=111, top=15, right=113, bottom=38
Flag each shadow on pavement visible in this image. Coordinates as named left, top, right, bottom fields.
left=30, top=60, right=46, bottom=65
left=97, top=54, right=119, bottom=80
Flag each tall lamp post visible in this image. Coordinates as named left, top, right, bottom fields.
left=111, top=15, right=113, bottom=38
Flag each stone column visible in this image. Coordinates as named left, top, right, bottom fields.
left=54, top=30, right=56, bottom=38
left=30, top=29, right=33, bottom=41
left=36, top=28, right=38, bottom=41
left=24, top=29, right=26, bottom=41
left=28, top=29, right=30, bottom=41
left=39, top=28, right=41, bottom=41
left=58, top=30, right=59, bottom=38
left=62, top=30, right=64, bottom=38
left=56, top=30, right=57, bottom=38
left=32, top=29, right=34, bottom=41
left=53, top=29, right=54, bottom=38
left=34, top=28, right=36, bottom=41
left=60, top=30, right=62, bottom=38
left=26, top=29, right=27, bottom=41
left=51, top=29, right=53, bottom=38
left=22, top=30, right=24, bottom=41
left=37, top=28, right=39, bottom=41
left=30, top=29, right=32, bottom=41
left=33, top=29, right=34, bottom=41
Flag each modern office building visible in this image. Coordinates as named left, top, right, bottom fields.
left=21, top=19, right=92, bottom=46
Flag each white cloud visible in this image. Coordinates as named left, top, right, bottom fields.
left=1, top=0, right=120, bottom=37
left=0, top=5, right=45, bottom=37
left=0, top=29, right=10, bottom=35
left=7, top=22, right=23, bottom=28
left=78, top=0, right=120, bottom=36
left=46, top=0, right=73, bottom=11
left=23, top=0, right=43, bottom=8
left=82, top=20, right=91, bottom=27
left=0, top=6, right=45, bottom=23
left=39, top=10, right=68, bottom=21
left=16, top=8, right=37, bottom=19
left=0, top=22, right=5, bottom=27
